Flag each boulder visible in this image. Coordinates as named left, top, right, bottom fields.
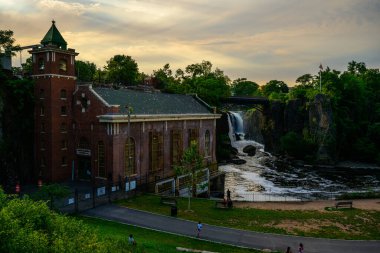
left=243, top=145, right=256, bottom=156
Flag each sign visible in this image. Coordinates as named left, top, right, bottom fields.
left=85, top=193, right=91, bottom=199
left=68, top=198, right=75, bottom=205
left=76, top=148, right=91, bottom=156
left=125, top=180, right=136, bottom=192
left=97, top=186, right=105, bottom=196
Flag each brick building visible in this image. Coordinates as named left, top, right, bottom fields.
left=31, top=21, right=220, bottom=185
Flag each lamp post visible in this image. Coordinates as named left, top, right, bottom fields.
left=125, top=105, right=131, bottom=177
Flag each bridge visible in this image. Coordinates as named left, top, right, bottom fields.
left=220, top=96, right=270, bottom=112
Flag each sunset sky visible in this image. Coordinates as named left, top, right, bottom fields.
left=1, top=0, right=379, bottom=86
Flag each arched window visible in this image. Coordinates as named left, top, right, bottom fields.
left=41, top=122, right=45, bottom=133
left=205, top=130, right=211, bottom=157
left=59, top=59, right=67, bottom=72
left=39, top=89, right=45, bottom=99
left=61, top=106, right=67, bottom=115
left=61, top=156, right=67, bottom=166
left=61, top=140, right=67, bottom=150
left=125, top=138, right=136, bottom=176
left=38, top=58, right=45, bottom=71
left=97, top=141, right=106, bottom=178
left=60, top=122, right=67, bottom=133
left=171, top=130, right=182, bottom=166
left=149, top=132, right=163, bottom=172
left=60, top=89, right=67, bottom=99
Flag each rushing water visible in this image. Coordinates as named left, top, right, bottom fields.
left=220, top=111, right=380, bottom=201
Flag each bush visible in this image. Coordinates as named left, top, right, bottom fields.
left=0, top=187, right=111, bottom=253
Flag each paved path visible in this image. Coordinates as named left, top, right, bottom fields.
left=83, top=204, right=380, bottom=253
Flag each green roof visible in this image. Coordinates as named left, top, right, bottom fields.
left=41, top=20, right=67, bottom=49
left=93, top=88, right=213, bottom=115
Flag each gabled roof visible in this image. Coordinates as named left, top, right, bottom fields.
left=93, top=87, right=213, bottom=115
left=41, top=20, right=67, bottom=50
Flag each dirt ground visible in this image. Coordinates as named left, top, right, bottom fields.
left=233, top=199, right=380, bottom=211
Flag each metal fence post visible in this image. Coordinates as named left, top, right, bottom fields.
left=74, top=188, right=78, bottom=213
left=92, top=186, right=96, bottom=208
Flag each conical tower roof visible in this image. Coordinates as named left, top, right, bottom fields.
left=41, top=20, right=67, bottom=50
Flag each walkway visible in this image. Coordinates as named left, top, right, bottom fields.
left=83, top=204, right=380, bottom=253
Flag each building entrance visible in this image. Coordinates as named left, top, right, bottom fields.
left=78, top=157, right=91, bottom=180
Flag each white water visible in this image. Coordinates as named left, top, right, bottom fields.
left=221, top=111, right=380, bottom=201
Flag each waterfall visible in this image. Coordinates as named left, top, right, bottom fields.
left=228, top=112, right=245, bottom=141
left=227, top=111, right=264, bottom=151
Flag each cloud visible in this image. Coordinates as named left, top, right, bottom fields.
left=2, top=0, right=380, bottom=85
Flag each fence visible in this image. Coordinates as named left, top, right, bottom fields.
left=51, top=179, right=139, bottom=214
left=229, top=191, right=344, bottom=202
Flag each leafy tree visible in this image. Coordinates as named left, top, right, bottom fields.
left=0, top=188, right=107, bottom=253
left=152, top=63, right=179, bottom=91
left=174, top=61, right=231, bottom=106
left=0, top=30, right=20, bottom=58
left=261, top=80, right=289, bottom=99
left=105, top=54, right=139, bottom=86
left=175, top=141, right=204, bottom=211
left=31, top=184, right=71, bottom=209
left=231, top=78, right=260, bottom=96
left=76, top=60, right=97, bottom=82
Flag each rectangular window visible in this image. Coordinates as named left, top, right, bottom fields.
left=125, top=138, right=136, bottom=176
left=188, top=129, right=198, bottom=147
left=149, top=132, right=163, bottom=172
left=171, top=130, right=182, bottom=166
left=98, top=141, right=106, bottom=178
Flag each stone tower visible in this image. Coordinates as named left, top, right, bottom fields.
left=30, top=21, right=78, bottom=182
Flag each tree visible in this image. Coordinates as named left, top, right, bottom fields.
left=261, top=80, right=289, bottom=98
left=231, top=78, right=260, bottom=96
left=175, top=61, right=231, bottom=105
left=0, top=30, right=20, bottom=58
left=175, top=141, right=204, bottom=211
left=152, top=63, right=179, bottom=91
left=105, top=54, right=139, bottom=86
left=76, top=60, right=96, bottom=82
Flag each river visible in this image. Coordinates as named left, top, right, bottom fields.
left=219, top=112, right=380, bottom=201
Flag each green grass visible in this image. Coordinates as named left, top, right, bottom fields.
left=116, top=194, right=380, bottom=240
left=79, top=216, right=262, bottom=253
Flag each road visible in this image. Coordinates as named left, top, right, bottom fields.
left=83, top=204, right=380, bottom=253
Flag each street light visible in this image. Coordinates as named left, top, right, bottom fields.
left=125, top=105, right=131, bottom=177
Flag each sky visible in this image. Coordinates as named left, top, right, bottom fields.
left=1, top=0, right=380, bottom=86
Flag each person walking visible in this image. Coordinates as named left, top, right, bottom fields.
left=298, top=243, right=304, bottom=253
left=285, top=246, right=293, bottom=253
left=196, top=221, right=203, bottom=238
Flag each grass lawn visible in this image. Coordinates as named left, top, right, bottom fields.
left=79, top=216, right=262, bottom=253
left=116, top=194, right=380, bottom=240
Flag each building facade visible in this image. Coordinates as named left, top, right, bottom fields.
left=31, top=21, right=220, bottom=185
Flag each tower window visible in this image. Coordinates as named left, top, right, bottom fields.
left=61, top=140, right=67, bottom=150
left=60, top=122, right=67, bottom=133
left=39, top=89, right=45, bottom=99
left=60, top=89, right=67, bottom=99
left=61, top=156, right=67, bottom=166
left=59, top=59, right=67, bottom=72
left=61, top=106, right=67, bottom=116
left=40, top=105, right=45, bottom=116
left=38, top=58, right=45, bottom=71
left=41, top=122, right=45, bottom=133
left=41, top=157, right=46, bottom=167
